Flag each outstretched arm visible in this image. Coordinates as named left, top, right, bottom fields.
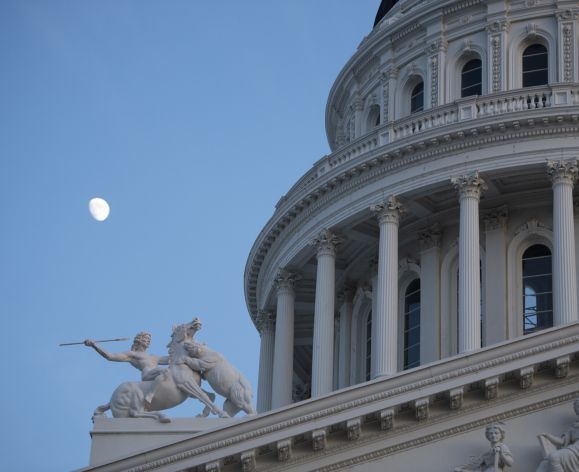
left=84, top=339, right=132, bottom=362
left=157, top=355, right=170, bottom=365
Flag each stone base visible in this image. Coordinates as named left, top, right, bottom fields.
left=89, top=417, right=239, bottom=466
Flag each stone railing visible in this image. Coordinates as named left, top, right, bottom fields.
left=84, top=323, right=579, bottom=472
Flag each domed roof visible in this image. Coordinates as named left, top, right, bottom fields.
left=373, top=0, right=399, bottom=27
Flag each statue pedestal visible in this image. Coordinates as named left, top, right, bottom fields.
left=89, top=417, right=239, bottom=466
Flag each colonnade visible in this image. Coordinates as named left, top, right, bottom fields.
left=256, top=161, right=579, bottom=413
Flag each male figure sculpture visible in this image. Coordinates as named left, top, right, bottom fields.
left=84, top=332, right=168, bottom=402
left=455, top=423, right=514, bottom=471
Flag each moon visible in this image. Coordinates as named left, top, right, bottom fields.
left=89, top=197, right=110, bottom=221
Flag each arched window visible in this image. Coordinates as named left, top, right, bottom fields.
left=365, top=104, right=381, bottom=133
left=461, top=59, right=482, bottom=97
left=522, top=244, right=552, bottom=334
left=365, top=310, right=372, bottom=380
left=522, top=44, right=548, bottom=87
left=410, top=82, right=424, bottom=113
left=403, top=279, right=420, bottom=369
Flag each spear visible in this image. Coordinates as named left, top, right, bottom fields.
left=58, top=337, right=129, bottom=347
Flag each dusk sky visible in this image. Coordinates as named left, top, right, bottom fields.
left=0, top=2, right=378, bottom=470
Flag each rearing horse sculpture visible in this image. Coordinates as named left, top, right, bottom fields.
left=92, top=319, right=228, bottom=422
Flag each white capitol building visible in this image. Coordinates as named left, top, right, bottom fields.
left=84, top=1, right=579, bottom=471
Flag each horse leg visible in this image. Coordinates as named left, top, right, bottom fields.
left=92, top=403, right=110, bottom=421
left=197, top=390, right=216, bottom=418
left=178, top=380, right=229, bottom=418
left=223, top=399, right=241, bottom=417
left=129, top=408, right=171, bottom=423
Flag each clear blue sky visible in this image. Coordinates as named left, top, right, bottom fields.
left=0, top=2, right=378, bottom=470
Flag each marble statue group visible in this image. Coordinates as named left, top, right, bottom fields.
left=85, top=318, right=255, bottom=423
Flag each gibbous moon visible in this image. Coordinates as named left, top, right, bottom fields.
left=89, top=197, right=110, bottom=221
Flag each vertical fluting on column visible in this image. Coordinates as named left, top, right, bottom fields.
left=452, top=172, right=486, bottom=353
left=369, top=256, right=378, bottom=378
left=371, top=196, right=405, bottom=378
left=271, top=269, right=299, bottom=409
left=337, top=288, right=354, bottom=389
left=256, top=311, right=275, bottom=413
left=311, top=229, right=343, bottom=398
left=547, top=160, right=579, bottom=326
left=418, top=224, right=442, bottom=364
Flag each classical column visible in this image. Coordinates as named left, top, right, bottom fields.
left=483, top=206, right=508, bottom=346
left=271, top=269, right=299, bottom=409
left=547, top=160, right=579, bottom=326
left=371, top=196, right=405, bottom=378
left=451, top=172, right=487, bottom=353
left=256, top=311, right=275, bottom=413
left=418, top=224, right=441, bottom=364
left=311, top=229, right=343, bottom=398
left=369, top=255, right=378, bottom=378
left=337, top=288, right=354, bottom=389
left=354, top=95, right=364, bottom=139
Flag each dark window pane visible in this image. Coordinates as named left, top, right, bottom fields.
left=404, top=279, right=420, bottom=369
left=523, top=44, right=548, bottom=87
left=461, top=59, right=482, bottom=97
left=411, top=82, right=424, bottom=113
left=522, top=244, right=552, bottom=335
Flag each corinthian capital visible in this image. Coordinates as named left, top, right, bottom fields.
left=371, top=195, right=406, bottom=225
left=274, top=269, right=300, bottom=294
left=418, top=223, right=442, bottom=250
left=451, top=171, right=487, bottom=200
left=310, top=229, right=344, bottom=258
left=255, top=311, right=274, bottom=334
left=547, top=160, right=578, bottom=186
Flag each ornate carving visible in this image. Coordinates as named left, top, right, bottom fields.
left=310, top=228, right=344, bottom=257
left=454, top=424, right=514, bottom=471
left=312, top=429, right=327, bottom=451
left=240, top=451, right=256, bottom=472
left=430, top=54, right=439, bottom=107
left=485, top=377, right=499, bottom=400
left=451, top=171, right=487, bottom=200
left=519, top=366, right=534, bottom=389
left=486, top=19, right=510, bottom=34
left=536, top=399, right=579, bottom=471
left=418, top=223, right=442, bottom=250
left=380, top=71, right=390, bottom=124
left=205, top=461, right=221, bottom=472
left=547, top=160, right=578, bottom=186
left=274, top=269, right=300, bottom=293
left=277, top=439, right=292, bottom=462
left=380, top=408, right=395, bottom=430
left=254, top=311, right=274, bottom=334
left=483, top=205, right=508, bottom=231
left=347, top=418, right=362, bottom=441
left=562, top=24, right=574, bottom=82
left=415, top=398, right=430, bottom=421
left=514, top=218, right=550, bottom=236
left=556, top=9, right=578, bottom=21
left=371, top=195, right=406, bottom=225
left=555, top=356, right=570, bottom=378
left=450, top=387, right=464, bottom=410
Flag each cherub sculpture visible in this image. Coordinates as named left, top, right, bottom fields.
left=536, top=398, right=579, bottom=472
left=454, top=423, right=514, bottom=472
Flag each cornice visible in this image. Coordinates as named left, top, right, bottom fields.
left=246, top=98, right=579, bottom=318
left=87, top=324, right=579, bottom=472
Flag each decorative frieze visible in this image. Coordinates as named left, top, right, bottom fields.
left=380, top=408, right=395, bottom=431
left=519, top=367, right=535, bottom=389
left=485, top=377, right=499, bottom=400
left=346, top=418, right=362, bottom=441
left=450, top=387, right=464, bottom=410
left=430, top=55, right=439, bottom=108
left=514, top=218, right=550, bottom=236
left=415, top=398, right=430, bottom=421
left=277, top=439, right=292, bottom=462
left=312, top=429, right=327, bottom=451
left=486, top=20, right=509, bottom=93
left=240, top=451, right=256, bottom=472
